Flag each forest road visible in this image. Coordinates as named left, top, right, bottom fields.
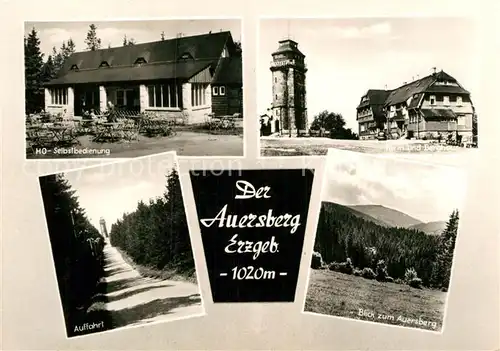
left=100, top=243, right=203, bottom=328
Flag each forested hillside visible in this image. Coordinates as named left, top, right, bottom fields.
left=39, top=174, right=106, bottom=335
left=109, top=168, right=195, bottom=279
left=314, top=202, right=441, bottom=285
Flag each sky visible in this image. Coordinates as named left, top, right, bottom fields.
left=63, top=152, right=179, bottom=231
left=258, top=17, right=481, bottom=131
left=322, top=150, right=468, bottom=223
left=25, top=19, right=242, bottom=58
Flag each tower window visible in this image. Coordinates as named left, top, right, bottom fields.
left=274, top=77, right=277, bottom=83
left=275, top=94, right=278, bottom=100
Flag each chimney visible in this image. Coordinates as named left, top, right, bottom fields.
left=417, top=74, right=420, bottom=79
left=432, top=67, right=437, bottom=74
left=384, top=84, right=388, bottom=90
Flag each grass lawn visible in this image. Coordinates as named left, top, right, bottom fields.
left=304, top=269, right=446, bottom=332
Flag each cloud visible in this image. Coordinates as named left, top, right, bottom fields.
left=331, top=22, right=392, bottom=39
left=323, top=152, right=467, bottom=222
left=43, top=28, right=73, bottom=45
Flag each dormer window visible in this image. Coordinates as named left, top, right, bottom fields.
left=134, top=57, right=147, bottom=66
left=70, top=64, right=79, bottom=71
left=179, top=52, right=194, bottom=60
left=99, top=61, right=109, bottom=68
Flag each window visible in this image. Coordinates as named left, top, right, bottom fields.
left=148, top=83, right=180, bottom=108
left=116, top=90, right=125, bottom=106
left=360, top=124, right=366, bottom=132
left=456, top=96, right=463, bottom=105
left=191, top=83, right=208, bottom=107
left=219, top=86, right=226, bottom=96
left=213, top=86, right=219, bottom=95
left=50, top=88, right=68, bottom=105
left=99, top=61, right=109, bottom=68
left=276, top=109, right=280, bottom=116
left=275, top=94, right=278, bottom=100
left=430, top=95, right=436, bottom=105
left=443, top=95, right=450, bottom=105
left=457, top=115, right=466, bottom=126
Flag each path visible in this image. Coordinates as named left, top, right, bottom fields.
left=99, top=242, right=203, bottom=329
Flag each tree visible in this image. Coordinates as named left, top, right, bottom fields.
left=123, top=34, right=136, bottom=46
left=234, top=40, right=242, bottom=57
left=430, top=210, right=460, bottom=289
left=52, top=39, right=76, bottom=75
left=41, top=55, right=56, bottom=82
left=311, top=110, right=346, bottom=131
left=85, top=24, right=101, bottom=51
left=310, top=110, right=358, bottom=140
left=24, top=27, right=45, bottom=114
left=39, top=173, right=105, bottom=335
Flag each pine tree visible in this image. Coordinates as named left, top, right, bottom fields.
left=24, top=27, right=45, bottom=114
left=85, top=24, right=102, bottom=51
left=430, top=210, right=460, bottom=289
left=123, top=35, right=136, bottom=46
left=41, top=55, right=56, bottom=82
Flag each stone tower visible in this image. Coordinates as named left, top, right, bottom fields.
left=270, top=39, right=307, bottom=137
left=99, top=217, right=108, bottom=238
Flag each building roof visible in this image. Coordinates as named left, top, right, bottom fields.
left=45, top=60, right=214, bottom=85
left=212, top=57, right=242, bottom=84
left=46, top=31, right=235, bottom=85
left=272, top=39, right=305, bottom=57
left=357, top=89, right=390, bottom=109
left=359, top=70, right=470, bottom=110
left=420, top=108, right=457, bottom=120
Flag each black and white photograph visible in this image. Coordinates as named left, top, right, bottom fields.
left=25, top=19, right=243, bottom=159
left=38, top=152, right=204, bottom=338
left=258, top=18, right=480, bottom=157
left=303, top=149, right=467, bottom=332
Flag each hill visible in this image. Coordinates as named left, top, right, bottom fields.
left=315, top=201, right=440, bottom=284
left=409, top=221, right=447, bottom=236
left=347, top=204, right=423, bottom=228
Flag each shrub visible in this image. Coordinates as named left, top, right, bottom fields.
left=394, top=278, right=404, bottom=285
left=376, top=260, right=389, bottom=281
left=353, top=268, right=363, bottom=276
left=409, top=277, right=423, bottom=289
left=404, top=267, right=419, bottom=282
left=311, top=251, right=323, bottom=269
left=338, top=258, right=354, bottom=275
left=328, top=259, right=354, bottom=275
left=385, top=276, right=394, bottom=283
left=405, top=267, right=423, bottom=289
left=362, top=267, right=376, bottom=280
left=328, top=262, right=340, bottom=271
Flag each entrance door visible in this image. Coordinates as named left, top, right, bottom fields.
left=126, top=90, right=135, bottom=110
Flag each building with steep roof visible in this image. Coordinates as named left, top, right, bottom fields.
left=357, top=70, right=476, bottom=143
left=44, top=31, right=243, bottom=124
